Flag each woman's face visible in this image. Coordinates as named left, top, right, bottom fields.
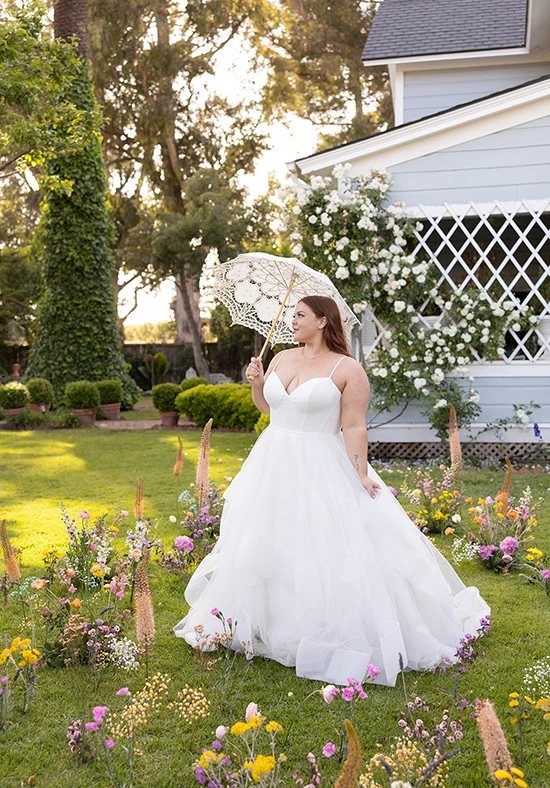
left=292, top=301, right=326, bottom=342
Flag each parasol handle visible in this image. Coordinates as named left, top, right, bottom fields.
left=247, top=274, right=298, bottom=381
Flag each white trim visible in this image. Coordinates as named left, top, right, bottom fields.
left=404, top=199, right=550, bottom=218
left=362, top=47, right=528, bottom=68
left=367, top=422, right=550, bottom=443
left=447, top=362, right=550, bottom=378
left=388, top=65, right=404, bottom=126
left=294, top=77, right=550, bottom=174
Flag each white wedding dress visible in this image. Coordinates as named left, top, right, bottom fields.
left=174, top=354, right=490, bottom=686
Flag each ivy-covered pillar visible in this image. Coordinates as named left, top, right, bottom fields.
left=27, top=3, right=136, bottom=404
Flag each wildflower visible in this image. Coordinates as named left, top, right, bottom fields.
left=265, top=720, right=283, bottom=733
left=322, top=742, right=336, bottom=757
left=210, top=607, right=219, bottom=617
left=85, top=722, right=99, bottom=732
left=30, top=579, right=48, bottom=590
left=120, top=510, right=128, bottom=518
left=174, top=536, right=194, bottom=553
left=322, top=684, right=339, bottom=703
left=78, top=510, right=90, bottom=520
left=249, top=754, right=276, bottom=781
left=105, top=739, right=115, bottom=749
left=116, top=687, right=131, bottom=696
left=71, top=598, right=82, bottom=609
left=507, top=510, right=519, bottom=519
left=216, top=725, right=227, bottom=739
left=231, top=721, right=249, bottom=736
left=245, top=702, right=259, bottom=722
left=499, top=537, right=518, bottom=555
left=169, top=515, right=177, bottom=523
left=342, top=687, right=355, bottom=701
left=445, top=527, right=455, bottom=535
left=366, top=663, right=380, bottom=678
left=93, top=705, right=109, bottom=724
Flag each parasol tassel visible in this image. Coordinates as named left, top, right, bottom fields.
left=196, top=418, right=213, bottom=507
left=495, top=456, right=514, bottom=511
left=448, top=404, right=462, bottom=470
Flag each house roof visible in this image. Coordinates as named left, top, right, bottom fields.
left=290, top=72, right=550, bottom=174
left=362, top=0, right=528, bottom=62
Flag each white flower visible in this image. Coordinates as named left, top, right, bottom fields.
left=377, top=262, right=388, bottom=275
left=391, top=363, right=400, bottom=373
left=431, top=369, right=444, bottom=384
left=313, top=235, right=322, bottom=246
left=320, top=213, right=330, bottom=226
left=451, top=514, right=462, bottom=523
left=394, top=301, right=406, bottom=313
left=335, top=236, right=349, bottom=250
left=469, top=391, right=480, bottom=403
left=169, top=515, right=177, bottom=523
left=292, top=205, right=301, bottom=215
left=512, top=322, right=521, bottom=331
left=323, top=231, right=332, bottom=241
left=350, top=249, right=360, bottom=262
left=353, top=302, right=367, bottom=314
left=335, top=266, right=349, bottom=280
left=433, top=399, right=447, bottom=409
left=291, top=244, right=302, bottom=256
left=415, top=222, right=423, bottom=231
left=245, top=702, right=259, bottom=721
left=216, top=725, right=228, bottom=740
left=529, top=315, right=539, bottom=324
left=389, top=348, right=399, bottom=358
left=378, top=368, right=388, bottom=378
left=462, top=334, right=472, bottom=343
left=308, top=215, right=317, bottom=224
left=355, top=264, right=367, bottom=274
left=414, top=377, right=427, bottom=390
left=322, top=685, right=338, bottom=704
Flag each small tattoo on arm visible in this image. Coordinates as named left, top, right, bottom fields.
left=354, top=453, right=360, bottom=472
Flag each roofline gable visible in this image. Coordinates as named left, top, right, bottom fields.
left=289, top=74, right=550, bottom=176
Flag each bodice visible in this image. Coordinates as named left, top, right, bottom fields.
left=263, top=371, right=342, bottom=435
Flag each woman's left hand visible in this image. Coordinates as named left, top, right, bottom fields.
left=360, top=475, right=382, bottom=499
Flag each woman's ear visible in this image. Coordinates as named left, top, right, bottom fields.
left=319, top=317, right=327, bottom=329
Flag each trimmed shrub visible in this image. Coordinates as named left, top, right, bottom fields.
left=96, top=379, right=122, bottom=405
left=254, top=413, right=270, bottom=434
left=0, top=381, right=30, bottom=410
left=152, top=383, right=182, bottom=413
left=175, top=383, right=259, bottom=430
left=65, top=381, right=100, bottom=410
left=26, top=377, right=55, bottom=406
left=179, top=377, right=209, bottom=392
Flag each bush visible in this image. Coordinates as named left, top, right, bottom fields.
left=121, top=370, right=141, bottom=409
left=0, top=381, right=30, bottom=410
left=96, top=379, right=122, bottom=405
left=7, top=408, right=79, bottom=429
left=65, top=381, right=100, bottom=410
left=175, top=383, right=259, bottom=430
left=152, top=383, right=182, bottom=412
left=254, top=413, right=270, bottom=434
left=179, top=377, right=209, bottom=392
left=26, top=377, right=55, bottom=406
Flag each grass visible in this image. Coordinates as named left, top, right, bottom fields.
left=121, top=395, right=158, bottom=421
left=0, top=430, right=549, bottom=787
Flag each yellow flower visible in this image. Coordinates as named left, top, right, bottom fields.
left=231, top=721, right=249, bottom=736
left=412, top=489, right=421, bottom=497
left=521, top=712, right=530, bottom=719
left=10, top=637, right=21, bottom=651
left=266, top=720, right=283, bottom=734
left=513, top=780, right=527, bottom=788
left=0, top=648, right=10, bottom=665
left=251, top=754, right=276, bottom=782
left=90, top=564, right=103, bottom=578
left=510, top=768, right=525, bottom=778
left=278, top=753, right=287, bottom=762
left=497, top=513, right=505, bottom=519
left=247, top=715, right=264, bottom=730
left=18, top=659, right=26, bottom=668
left=494, top=770, right=513, bottom=781
left=198, top=750, right=220, bottom=768
left=509, top=700, right=519, bottom=708
left=527, top=548, right=543, bottom=558
left=110, top=525, right=119, bottom=533
left=510, top=716, right=518, bottom=724
left=525, top=696, right=533, bottom=705
left=509, top=692, right=520, bottom=698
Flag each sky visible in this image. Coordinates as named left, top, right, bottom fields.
left=120, top=32, right=319, bottom=326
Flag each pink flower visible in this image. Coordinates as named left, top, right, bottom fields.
left=388, top=486, right=397, bottom=497
left=502, top=554, right=513, bottom=564
left=78, top=510, right=90, bottom=520
left=210, top=608, right=219, bottom=617
left=215, top=725, right=227, bottom=740
left=92, top=706, right=109, bottom=724
left=31, top=579, right=48, bottom=590
left=174, top=535, right=194, bottom=553
left=85, top=722, right=99, bottom=732
left=346, top=677, right=358, bottom=686
left=245, top=702, right=259, bottom=722
left=366, top=663, right=380, bottom=678
left=540, top=569, right=550, bottom=581
left=485, top=496, right=494, bottom=505
left=120, top=510, right=128, bottom=517
left=322, top=685, right=339, bottom=704
left=341, top=687, right=355, bottom=701
left=105, top=739, right=115, bottom=749
left=116, top=687, right=130, bottom=696
left=439, top=464, right=446, bottom=471
left=499, top=536, right=518, bottom=555
left=322, top=742, right=336, bottom=757
left=68, top=584, right=76, bottom=594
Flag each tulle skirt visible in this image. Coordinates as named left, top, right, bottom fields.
left=174, top=426, right=490, bottom=686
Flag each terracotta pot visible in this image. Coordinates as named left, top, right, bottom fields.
left=159, top=411, right=179, bottom=428
left=101, top=402, right=121, bottom=421
left=2, top=406, right=26, bottom=422
left=29, top=403, right=52, bottom=414
left=72, top=407, right=97, bottom=426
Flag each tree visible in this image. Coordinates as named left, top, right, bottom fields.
left=26, top=0, right=139, bottom=405
left=0, top=3, right=99, bottom=186
left=259, top=0, right=392, bottom=148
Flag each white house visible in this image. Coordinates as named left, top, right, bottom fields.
left=288, top=0, right=550, bottom=454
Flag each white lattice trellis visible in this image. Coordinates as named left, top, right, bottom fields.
left=361, top=199, right=550, bottom=364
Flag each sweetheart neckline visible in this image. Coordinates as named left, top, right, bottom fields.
left=272, top=370, right=341, bottom=398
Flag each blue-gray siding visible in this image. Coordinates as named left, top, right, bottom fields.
left=388, top=115, right=550, bottom=205
left=403, top=64, right=550, bottom=123
left=370, top=376, right=550, bottom=426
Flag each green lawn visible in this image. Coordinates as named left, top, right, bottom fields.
left=1, top=430, right=550, bottom=787
left=121, top=395, right=158, bottom=421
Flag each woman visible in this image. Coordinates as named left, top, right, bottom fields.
left=174, top=295, right=490, bottom=686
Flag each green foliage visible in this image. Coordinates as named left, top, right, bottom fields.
left=124, top=322, right=177, bottom=343
left=138, top=352, right=170, bottom=388
left=176, top=383, right=259, bottom=430
left=96, top=379, right=122, bottom=405
left=0, top=247, right=41, bottom=350
left=65, top=381, right=100, bottom=411
left=420, top=380, right=482, bottom=441
left=5, top=407, right=79, bottom=429
left=179, top=377, right=209, bottom=391
left=254, top=412, right=270, bottom=434
left=26, top=56, right=134, bottom=403
left=25, top=377, right=54, bottom=406
left=0, top=381, right=29, bottom=409
left=151, top=382, right=182, bottom=413
left=0, top=4, right=100, bottom=186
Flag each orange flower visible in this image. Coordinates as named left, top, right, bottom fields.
left=66, top=568, right=75, bottom=578
left=71, top=598, right=82, bottom=609
left=430, top=497, right=438, bottom=505
left=110, top=525, right=119, bottom=534
left=30, top=578, right=48, bottom=590
left=453, top=490, right=460, bottom=496
left=444, top=527, right=455, bottom=535
left=474, top=516, right=483, bottom=525
left=468, top=507, right=477, bottom=514
left=466, top=497, right=473, bottom=504
left=507, top=510, right=518, bottom=519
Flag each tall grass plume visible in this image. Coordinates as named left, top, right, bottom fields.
left=196, top=418, right=213, bottom=506
left=1, top=519, right=21, bottom=581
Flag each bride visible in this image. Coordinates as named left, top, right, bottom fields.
left=174, top=295, right=490, bottom=686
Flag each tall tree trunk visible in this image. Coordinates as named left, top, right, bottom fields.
left=54, top=0, right=90, bottom=59
left=154, top=0, right=209, bottom=376
left=177, top=265, right=210, bottom=379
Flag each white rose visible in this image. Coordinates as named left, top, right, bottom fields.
left=350, top=249, right=360, bottom=261
left=394, top=301, right=406, bottom=313
left=291, top=244, right=302, bottom=256
left=320, top=213, right=330, bottom=226
left=433, top=399, right=447, bottom=409
left=512, top=322, right=521, bottom=331
left=308, top=215, right=317, bottom=224
left=389, top=348, right=399, bottom=358
left=469, top=392, right=480, bottom=403
left=335, top=266, right=349, bottom=280
left=391, top=363, right=400, bottom=373
left=378, top=368, right=388, bottom=378
left=292, top=205, right=301, bottom=215
left=414, top=377, right=427, bottom=389
left=323, top=231, right=332, bottom=241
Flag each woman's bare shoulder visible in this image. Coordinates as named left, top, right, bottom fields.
left=339, top=357, right=370, bottom=387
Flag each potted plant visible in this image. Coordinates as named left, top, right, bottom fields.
left=0, top=381, right=30, bottom=422
left=152, top=382, right=182, bottom=427
left=96, top=379, right=122, bottom=420
left=26, top=377, right=55, bottom=413
left=65, top=381, right=100, bottom=426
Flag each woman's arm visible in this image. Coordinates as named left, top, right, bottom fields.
left=340, top=362, right=381, bottom=498
left=245, top=352, right=282, bottom=415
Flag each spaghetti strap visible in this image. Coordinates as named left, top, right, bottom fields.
left=329, top=356, right=348, bottom=378
left=272, top=350, right=288, bottom=372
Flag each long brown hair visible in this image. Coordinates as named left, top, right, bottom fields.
left=297, top=295, right=353, bottom=357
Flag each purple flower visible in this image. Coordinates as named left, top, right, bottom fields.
left=388, top=487, right=397, bottom=497
left=211, top=740, right=222, bottom=751
left=341, top=687, right=355, bottom=701
left=210, top=607, right=219, bottom=617
left=85, top=722, right=99, bottom=732
left=499, top=536, right=518, bottom=555
left=541, top=570, right=550, bottom=581
left=366, top=663, right=380, bottom=678
left=534, top=422, right=542, bottom=440
left=116, top=687, right=130, bottom=696
left=92, top=706, right=109, bottom=724
left=174, top=535, right=194, bottom=553
left=105, top=739, right=115, bottom=749
left=195, top=767, right=207, bottom=785
left=322, top=742, right=336, bottom=757
left=479, top=544, right=498, bottom=561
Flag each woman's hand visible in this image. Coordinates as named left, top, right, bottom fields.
left=360, top=474, right=382, bottom=499
left=246, top=357, right=264, bottom=386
